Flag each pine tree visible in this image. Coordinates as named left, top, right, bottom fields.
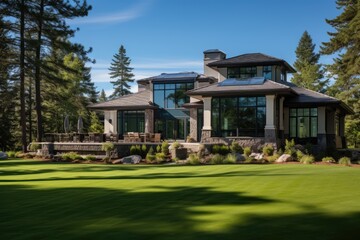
left=109, top=45, right=134, bottom=98
left=88, top=111, right=103, bottom=133
left=291, top=31, right=327, bottom=92
left=99, top=89, right=107, bottom=102
left=321, top=0, right=360, bottom=147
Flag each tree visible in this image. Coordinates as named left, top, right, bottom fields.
left=99, top=89, right=107, bottom=102
left=321, top=0, right=360, bottom=147
left=109, top=45, right=134, bottom=98
left=291, top=31, right=327, bottom=92
left=88, top=111, right=103, bottom=133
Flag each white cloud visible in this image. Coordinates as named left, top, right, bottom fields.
left=69, top=1, right=151, bottom=25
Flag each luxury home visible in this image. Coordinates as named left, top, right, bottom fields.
left=89, top=49, right=353, bottom=150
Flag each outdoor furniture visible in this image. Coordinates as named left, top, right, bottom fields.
left=151, top=133, right=161, bottom=142
left=140, top=133, right=150, bottom=142
left=132, top=132, right=141, bottom=142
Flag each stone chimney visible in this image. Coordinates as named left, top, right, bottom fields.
left=203, top=49, right=226, bottom=80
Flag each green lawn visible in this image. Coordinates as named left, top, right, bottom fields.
left=1, top=160, right=360, bottom=240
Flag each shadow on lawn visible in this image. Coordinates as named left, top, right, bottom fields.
left=0, top=170, right=297, bottom=182
left=0, top=184, right=359, bottom=240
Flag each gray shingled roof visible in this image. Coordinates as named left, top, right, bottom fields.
left=208, top=53, right=296, bottom=73
left=187, top=79, right=295, bottom=96
left=88, top=90, right=156, bottom=110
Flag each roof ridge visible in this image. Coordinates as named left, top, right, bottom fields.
left=266, top=79, right=291, bottom=88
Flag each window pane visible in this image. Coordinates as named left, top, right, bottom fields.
left=153, top=84, right=164, bottom=90
left=239, top=107, right=256, bottom=129
left=297, top=108, right=304, bottom=116
left=154, top=90, right=164, bottom=108
left=304, top=108, right=310, bottom=116
left=228, top=68, right=240, bottom=78
left=165, top=90, right=175, bottom=108
left=290, top=109, right=297, bottom=116
left=175, top=88, right=186, bottom=108
left=221, top=98, right=237, bottom=131
left=311, top=117, right=317, bottom=137
left=257, top=107, right=266, bottom=129
left=298, top=116, right=309, bottom=138
left=186, top=82, right=194, bottom=90
left=290, top=117, right=297, bottom=138
left=257, top=97, right=266, bottom=106
left=239, top=97, right=256, bottom=106
left=311, top=108, right=318, bottom=116
left=165, top=83, right=175, bottom=90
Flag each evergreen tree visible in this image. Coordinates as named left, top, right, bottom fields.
left=292, top=31, right=327, bottom=92
left=88, top=111, right=103, bottom=133
left=109, top=45, right=134, bottom=98
left=99, top=89, right=107, bottom=102
left=0, top=18, right=17, bottom=150
left=321, top=0, right=360, bottom=147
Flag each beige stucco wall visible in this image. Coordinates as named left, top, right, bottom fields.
left=104, top=110, right=117, bottom=133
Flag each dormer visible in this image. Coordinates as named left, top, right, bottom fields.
left=205, top=52, right=296, bottom=82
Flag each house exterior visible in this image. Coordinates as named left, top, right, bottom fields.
left=89, top=49, right=353, bottom=150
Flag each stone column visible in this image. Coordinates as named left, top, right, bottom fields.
left=189, top=108, right=197, bottom=141
left=201, top=97, right=212, bottom=140
left=145, top=109, right=154, bottom=133
left=317, top=106, right=327, bottom=150
left=264, top=95, right=277, bottom=143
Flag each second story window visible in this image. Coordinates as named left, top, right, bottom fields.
left=227, top=67, right=257, bottom=79
left=153, top=82, right=194, bottom=108
left=263, top=66, right=272, bottom=80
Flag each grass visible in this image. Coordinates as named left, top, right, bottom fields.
left=1, top=159, right=360, bottom=240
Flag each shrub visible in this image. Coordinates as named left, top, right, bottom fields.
left=6, top=151, right=16, bottom=158
left=262, top=144, right=274, bottom=156
left=210, top=154, right=224, bottom=164
left=338, top=157, right=351, bottom=166
left=186, top=136, right=196, bottom=143
left=230, top=141, right=243, bottom=154
left=161, top=141, right=169, bottom=155
left=62, top=152, right=82, bottom=161
left=322, top=156, right=336, bottom=163
left=85, top=155, right=97, bottom=161
left=219, top=145, right=230, bottom=155
left=156, top=145, right=161, bottom=153
left=146, top=147, right=156, bottom=163
left=244, top=147, right=251, bottom=157
left=29, top=142, right=41, bottom=152
left=212, top=145, right=220, bottom=154
left=101, top=142, right=115, bottom=163
left=130, top=145, right=137, bottom=155
left=155, top=152, right=166, bottom=163
left=300, top=154, right=315, bottom=164
left=141, top=144, right=147, bottom=158
left=296, top=150, right=305, bottom=161
left=171, top=141, right=181, bottom=149
left=245, top=157, right=256, bottom=163
left=15, top=151, right=23, bottom=158
left=267, top=153, right=280, bottom=163
left=187, top=153, right=201, bottom=165
left=277, top=148, right=284, bottom=156
left=223, top=154, right=237, bottom=164
left=284, top=139, right=296, bottom=156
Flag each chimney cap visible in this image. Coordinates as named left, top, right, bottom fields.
left=203, top=49, right=226, bottom=55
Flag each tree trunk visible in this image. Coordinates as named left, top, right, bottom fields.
left=35, top=0, right=44, bottom=142
left=20, top=0, right=27, bottom=152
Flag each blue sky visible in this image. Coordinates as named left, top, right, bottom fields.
left=69, top=0, right=340, bottom=96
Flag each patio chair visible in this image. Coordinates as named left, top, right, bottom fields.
left=151, top=133, right=161, bottom=142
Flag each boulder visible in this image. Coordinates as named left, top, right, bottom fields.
left=0, top=151, right=8, bottom=160
left=235, top=153, right=246, bottom=162
left=114, top=155, right=142, bottom=164
left=249, top=153, right=264, bottom=160
left=275, top=154, right=292, bottom=163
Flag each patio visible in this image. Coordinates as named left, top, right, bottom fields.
left=44, top=132, right=162, bottom=143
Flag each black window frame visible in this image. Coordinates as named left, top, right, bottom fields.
left=289, top=107, right=318, bottom=143
left=263, top=66, right=272, bottom=80
left=211, top=96, right=266, bottom=137
left=117, top=110, right=145, bottom=137
left=153, top=81, right=194, bottom=109
left=227, top=66, right=257, bottom=79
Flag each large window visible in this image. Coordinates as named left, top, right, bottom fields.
left=211, top=96, right=266, bottom=137
left=153, top=82, right=194, bottom=108
left=227, top=67, right=257, bottom=79
left=289, top=108, right=317, bottom=138
left=263, top=66, right=272, bottom=80
left=117, top=110, right=145, bottom=136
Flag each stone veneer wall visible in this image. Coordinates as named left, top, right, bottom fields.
left=145, top=109, right=154, bottom=133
